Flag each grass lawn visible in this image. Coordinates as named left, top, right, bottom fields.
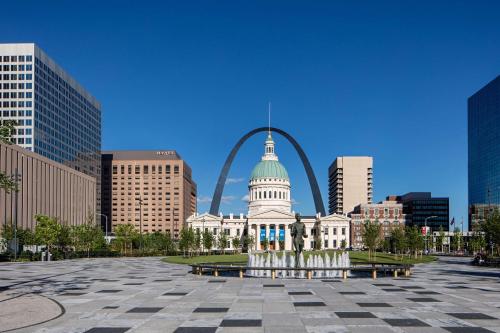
left=162, top=251, right=436, bottom=265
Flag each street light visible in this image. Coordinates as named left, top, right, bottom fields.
left=138, top=197, right=143, bottom=253
left=201, top=217, right=205, bottom=253
left=13, top=167, right=22, bottom=261
left=424, top=216, right=438, bottom=254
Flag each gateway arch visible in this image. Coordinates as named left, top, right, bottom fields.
left=209, top=127, right=326, bottom=216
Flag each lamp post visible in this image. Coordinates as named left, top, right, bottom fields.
left=13, top=167, right=21, bottom=261
left=424, top=216, right=438, bottom=254
left=201, top=217, right=205, bottom=253
left=138, top=197, right=143, bottom=253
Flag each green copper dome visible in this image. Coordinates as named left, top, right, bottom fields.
left=250, top=160, right=289, bottom=181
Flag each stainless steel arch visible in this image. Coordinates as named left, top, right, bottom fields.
left=209, top=127, right=326, bottom=216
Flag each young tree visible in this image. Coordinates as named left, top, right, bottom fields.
left=436, top=225, right=445, bottom=253
left=481, top=212, right=500, bottom=256
left=340, top=239, right=347, bottom=250
left=232, top=237, right=241, bottom=253
left=390, top=225, right=406, bottom=259
left=202, top=230, right=214, bottom=254
left=114, top=224, right=137, bottom=255
left=217, top=232, right=228, bottom=254
left=406, top=226, right=424, bottom=259
left=314, top=238, right=322, bottom=250
left=193, top=229, right=202, bottom=255
left=262, top=237, right=269, bottom=251
left=451, top=227, right=462, bottom=253
left=34, top=215, right=62, bottom=259
left=71, top=223, right=105, bottom=257
left=243, top=234, right=255, bottom=252
left=179, top=227, right=195, bottom=257
left=362, top=220, right=381, bottom=260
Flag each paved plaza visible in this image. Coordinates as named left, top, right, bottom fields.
left=1, top=257, right=500, bottom=333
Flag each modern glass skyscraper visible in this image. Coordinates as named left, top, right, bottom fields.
left=0, top=43, right=101, bottom=211
left=468, top=76, right=500, bottom=214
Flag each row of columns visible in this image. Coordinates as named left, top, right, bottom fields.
left=252, top=223, right=292, bottom=251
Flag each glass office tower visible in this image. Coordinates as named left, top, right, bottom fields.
left=0, top=43, right=101, bottom=211
left=468, top=75, right=500, bottom=230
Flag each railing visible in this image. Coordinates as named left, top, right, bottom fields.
left=190, top=263, right=413, bottom=280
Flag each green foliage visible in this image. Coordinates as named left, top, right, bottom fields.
left=113, top=224, right=138, bottom=255
left=142, top=231, right=175, bottom=255
left=217, top=232, right=228, bottom=254
left=340, top=239, right=347, bottom=250
left=70, top=223, right=105, bottom=257
left=262, top=237, right=269, bottom=251
left=362, top=220, right=381, bottom=260
left=481, top=211, right=500, bottom=256
left=202, top=229, right=214, bottom=253
left=314, top=237, right=322, bottom=250
left=406, top=226, right=424, bottom=258
left=0, top=120, right=18, bottom=194
left=34, top=215, right=62, bottom=253
left=243, top=234, right=255, bottom=251
left=451, top=226, right=462, bottom=252
left=390, top=225, right=406, bottom=258
left=278, top=239, right=285, bottom=251
left=232, top=236, right=241, bottom=252
left=179, top=227, right=195, bottom=256
left=436, top=225, right=445, bottom=252
left=193, top=229, right=202, bottom=253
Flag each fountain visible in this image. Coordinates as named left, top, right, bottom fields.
left=245, top=251, right=351, bottom=279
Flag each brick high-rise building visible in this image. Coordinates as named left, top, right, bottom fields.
left=101, top=150, right=196, bottom=239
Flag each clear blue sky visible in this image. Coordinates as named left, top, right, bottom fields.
left=3, top=1, right=500, bottom=228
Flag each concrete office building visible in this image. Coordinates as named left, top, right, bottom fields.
left=468, top=75, right=500, bottom=230
left=349, top=199, right=406, bottom=249
left=101, top=150, right=197, bottom=239
left=0, top=43, right=101, bottom=210
left=0, top=142, right=96, bottom=230
left=328, top=156, right=373, bottom=215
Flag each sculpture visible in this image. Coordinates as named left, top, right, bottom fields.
left=291, top=213, right=308, bottom=267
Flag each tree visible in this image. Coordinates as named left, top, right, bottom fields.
left=232, top=236, right=241, bottom=253
left=202, top=230, right=214, bottom=254
left=314, top=238, right=322, bottom=250
left=406, top=226, right=424, bottom=259
left=243, top=234, right=255, bottom=252
left=0, top=120, right=18, bottom=194
left=193, top=229, right=202, bottom=255
left=262, top=237, right=269, bottom=251
left=340, top=239, right=347, bottom=250
left=114, top=224, right=137, bottom=255
left=362, top=220, right=381, bottom=260
left=278, top=239, right=285, bottom=251
left=390, top=225, right=406, bottom=259
left=436, top=225, right=445, bottom=253
left=34, top=215, right=62, bottom=259
left=481, top=212, right=500, bottom=256
left=71, top=222, right=106, bottom=257
left=217, top=232, right=229, bottom=254
left=179, top=227, right=195, bottom=257
left=451, top=227, right=462, bottom=253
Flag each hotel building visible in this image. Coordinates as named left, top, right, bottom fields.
left=328, top=156, right=373, bottom=215
left=101, top=150, right=197, bottom=239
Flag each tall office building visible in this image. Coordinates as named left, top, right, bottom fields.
left=395, top=192, right=449, bottom=232
left=328, top=156, right=373, bottom=215
left=0, top=43, right=101, bottom=210
left=468, top=75, right=500, bottom=230
left=101, top=151, right=197, bottom=239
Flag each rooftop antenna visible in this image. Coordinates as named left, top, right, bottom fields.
left=268, top=102, right=271, bottom=135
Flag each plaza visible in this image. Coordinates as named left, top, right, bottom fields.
left=1, top=257, right=500, bottom=333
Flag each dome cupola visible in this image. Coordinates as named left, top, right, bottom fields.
left=247, top=132, right=291, bottom=215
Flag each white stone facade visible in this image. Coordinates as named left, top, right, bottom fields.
left=187, top=132, right=350, bottom=251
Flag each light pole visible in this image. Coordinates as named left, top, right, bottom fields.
left=13, top=167, right=21, bottom=261
left=424, top=216, right=438, bottom=254
left=138, top=197, right=143, bottom=253
left=201, top=217, right=205, bottom=253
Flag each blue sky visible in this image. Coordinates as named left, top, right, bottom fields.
left=3, top=1, right=500, bottom=228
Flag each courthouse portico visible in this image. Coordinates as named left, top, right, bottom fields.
left=187, top=132, right=350, bottom=251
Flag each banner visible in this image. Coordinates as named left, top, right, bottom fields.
left=269, top=228, right=276, bottom=241
left=279, top=228, right=285, bottom=241
left=260, top=227, right=266, bottom=241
